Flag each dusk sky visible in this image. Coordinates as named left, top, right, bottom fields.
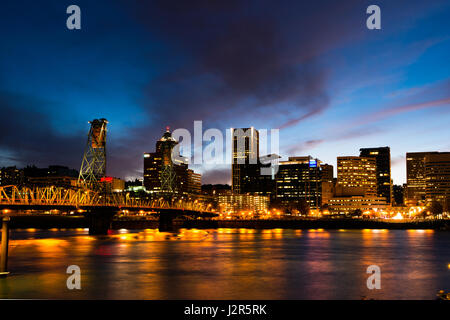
left=1, top=0, right=449, bottom=185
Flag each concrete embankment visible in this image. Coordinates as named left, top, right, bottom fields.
left=179, top=219, right=450, bottom=230
left=111, top=218, right=450, bottom=231
left=3, top=215, right=449, bottom=231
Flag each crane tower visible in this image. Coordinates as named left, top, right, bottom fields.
left=78, top=118, right=108, bottom=190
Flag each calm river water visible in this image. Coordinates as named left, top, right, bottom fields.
left=1, top=228, right=449, bottom=299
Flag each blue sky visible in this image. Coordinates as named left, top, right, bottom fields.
left=0, top=0, right=449, bottom=184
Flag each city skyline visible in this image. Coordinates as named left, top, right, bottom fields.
left=1, top=1, right=450, bottom=186
left=2, top=122, right=449, bottom=213
left=1, top=124, right=448, bottom=188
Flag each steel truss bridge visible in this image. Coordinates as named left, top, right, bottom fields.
left=0, top=185, right=213, bottom=214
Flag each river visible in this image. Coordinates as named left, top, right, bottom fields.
left=1, top=228, right=449, bottom=299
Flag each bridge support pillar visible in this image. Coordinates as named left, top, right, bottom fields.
left=0, top=216, right=10, bottom=277
left=85, top=209, right=115, bottom=235
left=159, top=211, right=177, bottom=232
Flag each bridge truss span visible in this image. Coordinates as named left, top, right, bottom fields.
left=0, top=185, right=212, bottom=213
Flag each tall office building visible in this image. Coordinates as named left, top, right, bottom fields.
left=319, top=164, right=334, bottom=206
left=359, top=147, right=392, bottom=203
left=424, top=152, right=450, bottom=206
left=187, top=169, right=202, bottom=194
left=328, top=156, right=387, bottom=215
left=406, top=152, right=438, bottom=205
left=231, top=127, right=259, bottom=194
left=337, top=156, right=377, bottom=197
left=275, top=156, right=323, bottom=209
left=144, top=128, right=199, bottom=195
left=230, top=127, right=276, bottom=197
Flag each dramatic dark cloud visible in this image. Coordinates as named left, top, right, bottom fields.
left=124, top=0, right=367, bottom=128
left=101, top=0, right=372, bottom=180
left=0, top=91, right=85, bottom=168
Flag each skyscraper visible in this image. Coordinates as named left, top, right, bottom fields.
left=143, top=152, right=161, bottom=192
left=406, top=151, right=438, bottom=205
left=359, top=147, right=392, bottom=203
left=337, top=156, right=377, bottom=197
left=319, top=163, right=334, bottom=206
left=187, top=169, right=202, bottom=194
left=424, top=152, right=450, bottom=207
left=144, top=128, right=198, bottom=195
left=231, top=127, right=259, bottom=194
left=275, top=156, right=322, bottom=210
left=328, top=156, right=387, bottom=215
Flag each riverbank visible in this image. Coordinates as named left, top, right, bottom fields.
left=172, top=218, right=450, bottom=230
left=4, top=215, right=450, bottom=230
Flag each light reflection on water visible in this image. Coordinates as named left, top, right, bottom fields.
left=1, top=228, right=449, bottom=299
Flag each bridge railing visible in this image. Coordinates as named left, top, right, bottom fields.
left=0, top=185, right=100, bottom=206
left=0, top=185, right=212, bottom=212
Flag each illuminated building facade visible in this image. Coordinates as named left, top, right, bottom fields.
left=218, top=194, right=269, bottom=214
left=187, top=169, right=202, bottom=194
left=328, top=196, right=388, bottom=215
left=230, top=127, right=276, bottom=198
left=143, top=152, right=162, bottom=192
left=275, top=156, right=323, bottom=209
left=100, top=177, right=125, bottom=193
left=320, top=163, right=335, bottom=206
left=359, top=147, right=392, bottom=203
left=321, top=181, right=335, bottom=206
left=330, top=156, right=387, bottom=214
left=406, top=151, right=438, bottom=205
left=337, top=156, right=377, bottom=197
left=231, top=127, right=259, bottom=194
left=424, top=152, right=450, bottom=206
